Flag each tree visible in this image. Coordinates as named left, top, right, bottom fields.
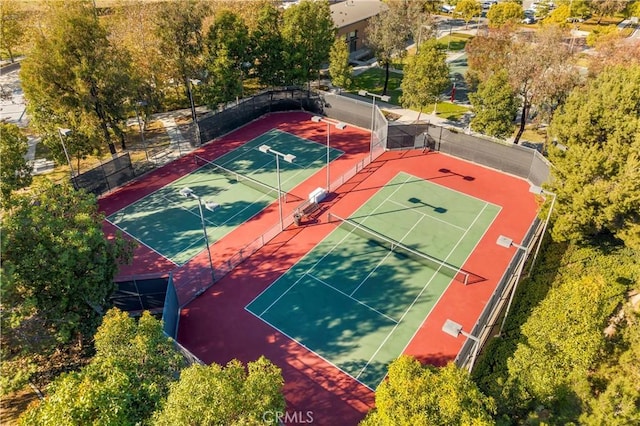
left=365, top=0, right=411, bottom=95
left=152, top=356, right=285, bottom=425
left=586, top=35, right=640, bottom=77
left=280, top=0, right=334, bottom=87
left=108, top=0, right=166, bottom=114
left=361, top=356, right=496, bottom=425
left=154, top=0, right=209, bottom=109
left=586, top=24, right=618, bottom=47
left=464, top=27, right=514, bottom=90
left=506, top=275, right=625, bottom=407
left=548, top=64, right=640, bottom=248
left=250, top=2, right=285, bottom=88
left=486, top=2, right=524, bottom=28
left=507, top=27, right=576, bottom=144
left=0, top=122, right=32, bottom=207
left=543, top=4, right=571, bottom=27
left=0, top=0, right=26, bottom=63
left=19, top=309, right=185, bottom=425
left=592, top=0, right=627, bottom=24
left=1, top=181, right=133, bottom=353
left=20, top=1, right=133, bottom=155
left=580, top=308, right=640, bottom=425
left=469, top=70, right=519, bottom=138
left=203, top=10, right=250, bottom=106
left=455, top=0, right=481, bottom=29
left=400, top=39, right=450, bottom=121
left=329, top=38, right=353, bottom=90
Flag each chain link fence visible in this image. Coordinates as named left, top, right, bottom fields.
left=198, top=88, right=323, bottom=143
left=71, top=153, right=136, bottom=196
left=424, top=125, right=551, bottom=187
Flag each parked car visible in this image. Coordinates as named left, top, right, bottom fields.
left=522, top=16, right=536, bottom=24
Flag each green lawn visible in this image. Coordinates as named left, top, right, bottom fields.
left=437, top=33, right=473, bottom=51
left=350, top=68, right=404, bottom=105
left=350, top=67, right=470, bottom=121
left=428, top=101, right=470, bottom=121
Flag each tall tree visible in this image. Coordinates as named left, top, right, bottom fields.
left=19, top=309, right=185, bottom=425
left=365, top=0, right=411, bottom=95
left=154, top=0, right=209, bottom=109
left=0, top=0, right=26, bottom=63
left=580, top=306, right=640, bottom=425
left=1, top=181, right=133, bottom=350
left=400, top=39, right=450, bottom=121
left=329, top=38, right=353, bottom=91
left=486, top=2, right=524, bottom=28
left=548, top=64, right=640, bottom=248
left=464, top=27, right=514, bottom=90
left=0, top=122, right=32, bottom=208
left=152, top=356, right=285, bottom=425
left=591, top=0, right=627, bottom=24
left=20, top=1, right=133, bottom=155
left=469, top=70, right=519, bottom=138
left=506, top=275, right=625, bottom=408
left=455, top=0, right=482, bottom=29
left=250, top=2, right=285, bottom=88
left=508, top=27, right=575, bottom=144
left=281, top=0, right=334, bottom=87
left=108, top=0, right=166, bottom=113
left=361, top=356, right=496, bottom=425
left=586, top=35, right=640, bottom=77
left=203, top=10, right=250, bottom=106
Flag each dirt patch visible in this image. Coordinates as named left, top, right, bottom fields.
left=0, top=387, right=40, bottom=425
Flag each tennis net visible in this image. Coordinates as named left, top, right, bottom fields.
left=194, top=155, right=297, bottom=202
left=328, top=213, right=470, bottom=285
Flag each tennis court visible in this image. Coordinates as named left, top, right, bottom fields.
left=245, top=172, right=500, bottom=390
left=107, top=129, right=343, bottom=265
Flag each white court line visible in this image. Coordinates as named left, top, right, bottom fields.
left=104, top=218, right=179, bottom=267
left=215, top=131, right=282, bottom=167
left=396, top=171, right=502, bottom=209
left=354, top=202, right=491, bottom=380
left=307, top=273, right=398, bottom=324
left=275, top=128, right=346, bottom=156
left=158, top=194, right=221, bottom=227
left=387, top=199, right=467, bottom=232
left=398, top=202, right=502, bottom=360
left=349, top=214, right=427, bottom=297
left=243, top=305, right=376, bottom=392
left=257, top=224, right=364, bottom=317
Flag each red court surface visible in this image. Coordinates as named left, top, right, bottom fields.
left=99, top=114, right=539, bottom=425
left=175, top=151, right=539, bottom=425
left=99, top=112, right=371, bottom=304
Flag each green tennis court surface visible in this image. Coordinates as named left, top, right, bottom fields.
left=107, top=129, right=343, bottom=265
left=246, top=172, right=500, bottom=390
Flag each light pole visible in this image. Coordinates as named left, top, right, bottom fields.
left=187, top=78, right=202, bottom=146
left=134, top=100, right=149, bottom=161
left=258, top=145, right=296, bottom=231
left=311, top=116, right=346, bottom=192
left=358, top=90, right=390, bottom=162
left=528, top=185, right=556, bottom=275
left=179, top=187, right=219, bottom=284
left=57, top=128, right=75, bottom=177
left=442, top=319, right=480, bottom=373
left=496, top=235, right=528, bottom=335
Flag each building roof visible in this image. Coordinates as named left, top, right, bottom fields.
left=330, top=0, right=386, bottom=29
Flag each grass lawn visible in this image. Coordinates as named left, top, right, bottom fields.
left=437, top=33, right=472, bottom=51
left=350, top=67, right=404, bottom=104
left=516, top=127, right=547, bottom=144
left=350, top=67, right=470, bottom=121
left=430, top=101, right=470, bottom=121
